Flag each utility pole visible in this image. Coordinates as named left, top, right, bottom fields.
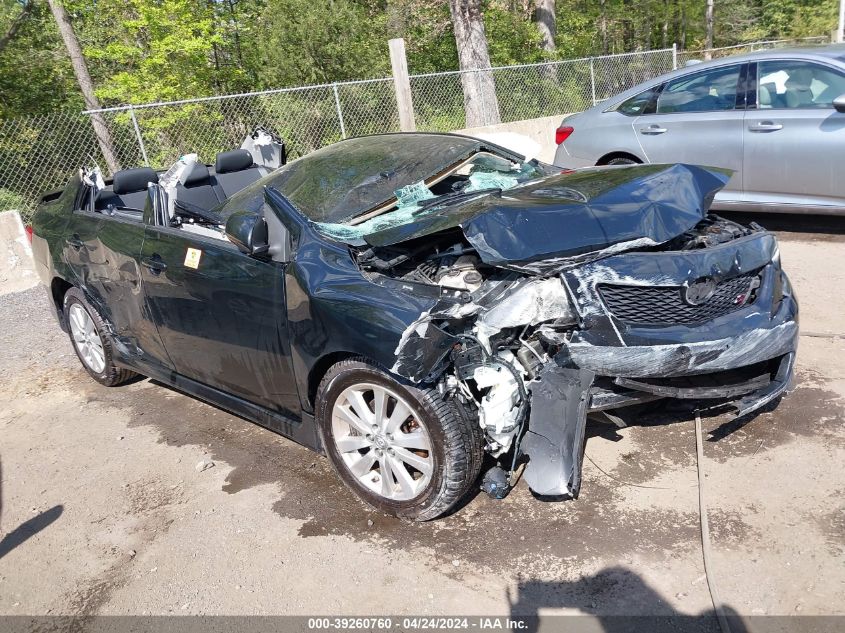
left=838, top=0, right=844, bottom=43
left=47, top=0, right=120, bottom=173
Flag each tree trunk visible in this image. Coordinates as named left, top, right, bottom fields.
left=704, top=0, right=714, bottom=59
left=47, top=0, right=120, bottom=173
left=599, top=0, right=608, bottom=54
left=0, top=0, right=33, bottom=54
left=448, top=0, right=500, bottom=127
left=534, top=0, right=556, bottom=52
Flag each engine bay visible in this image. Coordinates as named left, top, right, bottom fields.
left=354, top=214, right=765, bottom=492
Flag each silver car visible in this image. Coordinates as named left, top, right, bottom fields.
left=554, top=44, right=845, bottom=215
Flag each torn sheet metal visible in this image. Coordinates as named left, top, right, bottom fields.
left=522, top=365, right=595, bottom=497
left=361, top=164, right=730, bottom=272
left=474, top=277, right=574, bottom=350
left=733, top=351, right=795, bottom=417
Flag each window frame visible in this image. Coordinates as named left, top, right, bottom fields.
left=749, top=58, right=845, bottom=111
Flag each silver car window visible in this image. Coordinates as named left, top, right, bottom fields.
left=615, top=86, right=662, bottom=116
left=656, top=65, right=741, bottom=114
left=758, top=60, right=845, bottom=109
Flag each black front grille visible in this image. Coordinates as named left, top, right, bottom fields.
left=598, top=272, right=760, bottom=325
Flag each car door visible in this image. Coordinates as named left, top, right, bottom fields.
left=63, top=185, right=173, bottom=374
left=632, top=63, right=746, bottom=204
left=743, top=58, right=845, bottom=213
left=139, top=215, right=300, bottom=417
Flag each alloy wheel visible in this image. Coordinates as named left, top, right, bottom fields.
left=68, top=303, right=106, bottom=374
left=331, top=383, right=433, bottom=501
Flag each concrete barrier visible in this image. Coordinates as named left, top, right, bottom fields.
left=0, top=210, right=38, bottom=296
left=454, top=114, right=568, bottom=164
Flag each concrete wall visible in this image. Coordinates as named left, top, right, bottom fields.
left=0, top=210, right=38, bottom=296
left=454, top=114, right=568, bottom=164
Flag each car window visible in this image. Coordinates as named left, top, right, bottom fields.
left=758, top=60, right=845, bottom=109
left=656, top=65, right=741, bottom=114
left=616, top=86, right=661, bottom=116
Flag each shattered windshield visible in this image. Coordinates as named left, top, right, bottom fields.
left=259, top=134, right=486, bottom=224
left=313, top=152, right=546, bottom=241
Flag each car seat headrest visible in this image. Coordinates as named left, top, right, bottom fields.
left=216, top=149, right=254, bottom=174
left=113, top=167, right=159, bottom=195
left=182, top=163, right=210, bottom=186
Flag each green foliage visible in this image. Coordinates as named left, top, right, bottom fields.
left=0, top=1, right=81, bottom=118
left=255, top=0, right=391, bottom=86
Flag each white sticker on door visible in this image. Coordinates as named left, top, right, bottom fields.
left=184, top=248, right=202, bottom=269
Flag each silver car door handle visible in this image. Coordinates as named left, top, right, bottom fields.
left=640, top=125, right=667, bottom=135
left=748, top=121, right=783, bottom=132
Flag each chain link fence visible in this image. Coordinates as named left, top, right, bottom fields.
left=0, top=37, right=830, bottom=221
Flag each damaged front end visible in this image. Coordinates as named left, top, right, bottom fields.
left=342, top=163, right=798, bottom=500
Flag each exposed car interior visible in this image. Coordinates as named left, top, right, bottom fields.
left=85, top=128, right=285, bottom=232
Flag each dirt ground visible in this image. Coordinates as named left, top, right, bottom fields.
left=0, top=215, right=843, bottom=626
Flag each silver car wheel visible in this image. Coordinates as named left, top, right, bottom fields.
left=68, top=303, right=106, bottom=374
left=331, top=382, right=433, bottom=501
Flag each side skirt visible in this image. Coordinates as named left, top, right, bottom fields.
left=118, top=358, right=322, bottom=454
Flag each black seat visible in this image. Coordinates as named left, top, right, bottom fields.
left=214, top=150, right=264, bottom=198
left=96, top=167, right=159, bottom=214
left=175, top=163, right=224, bottom=210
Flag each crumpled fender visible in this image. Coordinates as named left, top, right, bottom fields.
left=522, top=365, right=595, bottom=497
left=284, top=228, right=460, bottom=411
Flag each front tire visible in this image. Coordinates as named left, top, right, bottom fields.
left=605, top=156, right=640, bottom=165
left=64, top=288, right=136, bottom=387
left=315, top=359, right=483, bottom=520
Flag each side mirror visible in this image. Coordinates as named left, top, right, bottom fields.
left=225, top=210, right=269, bottom=256
left=834, top=94, right=845, bottom=114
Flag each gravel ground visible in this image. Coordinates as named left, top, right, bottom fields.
left=0, top=217, right=843, bottom=625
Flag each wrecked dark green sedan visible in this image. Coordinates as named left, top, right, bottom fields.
left=30, top=132, right=798, bottom=520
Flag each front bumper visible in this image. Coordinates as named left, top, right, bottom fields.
left=522, top=231, right=799, bottom=497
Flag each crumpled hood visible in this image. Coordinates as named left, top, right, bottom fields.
left=363, top=163, right=731, bottom=273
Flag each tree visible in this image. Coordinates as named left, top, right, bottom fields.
left=0, top=0, right=32, bottom=54
left=534, top=0, right=556, bottom=52
left=448, top=0, right=500, bottom=127
left=46, top=0, right=119, bottom=172
left=704, top=0, right=714, bottom=56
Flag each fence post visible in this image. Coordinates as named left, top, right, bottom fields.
left=589, top=58, right=597, bottom=106
left=332, top=84, right=347, bottom=139
left=672, top=43, right=678, bottom=70
left=388, top=38, right=416, bottom=132
left=128, top=106, right=150, bottom=167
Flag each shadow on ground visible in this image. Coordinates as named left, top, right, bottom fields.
left=509, top=567, right=747, bottom=632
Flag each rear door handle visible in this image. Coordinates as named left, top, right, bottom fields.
left=65, top=236, right=83, bottom=250
left=141, top=255, right=167, bottom=275
left=748, top=121, right=783, bottom=132
left=640, top=125, right=667, bottom=135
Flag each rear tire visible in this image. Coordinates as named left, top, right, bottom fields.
left=605, top=156, right=640, bottom=166
left=315, top=358, right=484, bottom=521
left=64, top=288, right=137, bottom=387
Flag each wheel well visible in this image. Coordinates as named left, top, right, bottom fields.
left=597, top=151, right=642, bottom=165
left=50, top=277, right=73, bottom=329
left=307, top=351, right=358, bottom=408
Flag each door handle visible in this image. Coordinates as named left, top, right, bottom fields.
left=748, top=121, right=783, bottom=132
left=66, top=235, right=83, bottom=250
left=141, top=255, right=167, bottom=275
left=640, top=125, right=667, bottom=135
